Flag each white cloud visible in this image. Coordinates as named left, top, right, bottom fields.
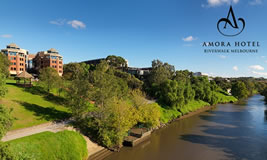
left=182, top=36, right=197, bottom=42
left=202, top=0, right=239, bottom=7
left=233, top=66, right=238, bottom=71
left=49, top=19, right=66, bottom=26
left=1, top=34, right=12, bottom=38
left=249, top=65, right=264, bottom=71
left=219, top=55, right=227, bottom=59
left=67, top=20, right=86, bottom=29
left=249, top=0, right=262, bottom=5
left=252, top=71, right=267, bottom=76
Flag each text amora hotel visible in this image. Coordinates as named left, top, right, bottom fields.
left=1, top=43, right=63, bottom=76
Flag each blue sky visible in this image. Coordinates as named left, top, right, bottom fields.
left=0, top=0, right=266, bottom=77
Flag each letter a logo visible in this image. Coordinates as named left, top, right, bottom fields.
left=217, top=5, right=245, bottom=37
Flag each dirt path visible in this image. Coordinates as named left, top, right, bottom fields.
left=1, top=121, right=70, bottom=142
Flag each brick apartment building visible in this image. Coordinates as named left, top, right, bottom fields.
left=1, top=43, right=63, bottom=76
left=1, top=43, right=29, bottom=75
left=34, top=48, right=63, bottom=76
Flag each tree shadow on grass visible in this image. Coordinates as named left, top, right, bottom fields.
left=12, top=85, right=67, bottom=106
left=15, top=100, right=71, bottom=121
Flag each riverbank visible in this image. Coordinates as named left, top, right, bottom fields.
left=105, top=95, right=267, bottom=160
left=89, top=104, right=217, bottom=160
left=155, top=105, right=216, bottom=130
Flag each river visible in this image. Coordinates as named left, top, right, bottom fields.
left=105, top=95, right=267, bottom=160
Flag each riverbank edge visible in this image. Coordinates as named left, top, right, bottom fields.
left=88, top=103, right=220, bottom=159
left=155, top=105, right=216, bottom=130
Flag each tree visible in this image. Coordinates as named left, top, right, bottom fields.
left=0, top=105, right=13, bottom=140
left=214, top=77, right=231, bottom=91
left=88, top=62, right=128, bottom=107
left=138, top=103, right=161, bottom=128
left=148, top=60, right=175, bottom=85
left=66, top=78, right=94, bottom=119
left=260, top=87, right=267, bottom=102
left=88, top=98, right=137, bottom=148
left=184, top=82, right=195, bottom=104
left=63, top=62, right=91, bottom=80
left=158, top=80, right=185, bottom=110
left=0, top=53, right=11, bottom=77
left=106, top=55, right=128, bottom=68
left=231, top=81, right=248, bottom=100
left=173, top=70, right=192, bottom=82
left=244, top=80, right=255, bottom=96
left=39, top=67, right=62, bottom=92
left=0, top=73, right=7, bottom=98
left=113, top=70, right=143, bottom=89
left=0, top=105, right=15, bottom=160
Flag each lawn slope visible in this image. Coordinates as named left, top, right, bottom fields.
left=0, top=80, right=69, bottom=130
left=7, top=130, right=88, bottom=160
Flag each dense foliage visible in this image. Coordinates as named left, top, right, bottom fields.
left=65, top=61, right=160, bottom=148
left=39, top=67, right=62, bottom=92
left=0, top=53, right=15, bottom=160
left=231, top=81, right=249, bottom=100
left=0, top=53, right=11, bottom=77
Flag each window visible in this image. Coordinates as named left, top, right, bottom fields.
left=13, top=63, right=16, bottom=65
left=11, top=67, right=13, bottom=70
left=51, top=56, right=57, bottom=59
left=14, top=67, right=16, bottom=70
left=9, top=52, right=17, bottom=56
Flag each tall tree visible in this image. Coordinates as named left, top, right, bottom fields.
left=39, top=67, right=61, bottom=92
left=231, top=81, right=248, bottom=100
left=106, top=55, right=128, bottom=68
left=149, top=60, right=175, bottom=85
left=0, top=53, right=11, bottom=77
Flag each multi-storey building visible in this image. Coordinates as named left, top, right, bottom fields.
left=1, top=43, right=29, bottom=75
left=33, top=48, right=63, bottom=76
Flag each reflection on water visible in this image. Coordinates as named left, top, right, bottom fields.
left=105, top=95, right=267, bottom=160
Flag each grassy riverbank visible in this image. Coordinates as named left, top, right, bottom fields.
left=6, top=131, right=88, bottom=160
left=160, top=91, right=237, bottom=123
left=0, top=80, right=69, bottom=130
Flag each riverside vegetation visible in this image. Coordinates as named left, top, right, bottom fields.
left=0, top=53, right=265, bottom=159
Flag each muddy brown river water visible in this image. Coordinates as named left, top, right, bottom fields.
left=105, top=95, right=267, bottom=160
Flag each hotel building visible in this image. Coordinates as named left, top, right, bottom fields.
left=33, top=48, right=63, bottom=76
left=1, top=43, right=29, bottom=75
left=1, top=43, right=63, bottom=76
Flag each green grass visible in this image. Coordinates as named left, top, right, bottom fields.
left=159, top=91, right=237, bottom=124
left=180, top=100, right=210, bottom=115
left=0, top=79, right=70, bottom=130
left=6, top=130, right=88, bottom=160
left=159, top=100, right=209, bottom=123
left=160, top=107, right=182, bottom=123
left=214, top=91, right=238, bottom=103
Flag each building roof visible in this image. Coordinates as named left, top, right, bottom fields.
left=16, top=71, right=34, bottom=79
left=48, top=48, right=58, bottom=53
left=28, top=54, right=36, bottom=59
left=7, top=43, right=20, bottom=49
